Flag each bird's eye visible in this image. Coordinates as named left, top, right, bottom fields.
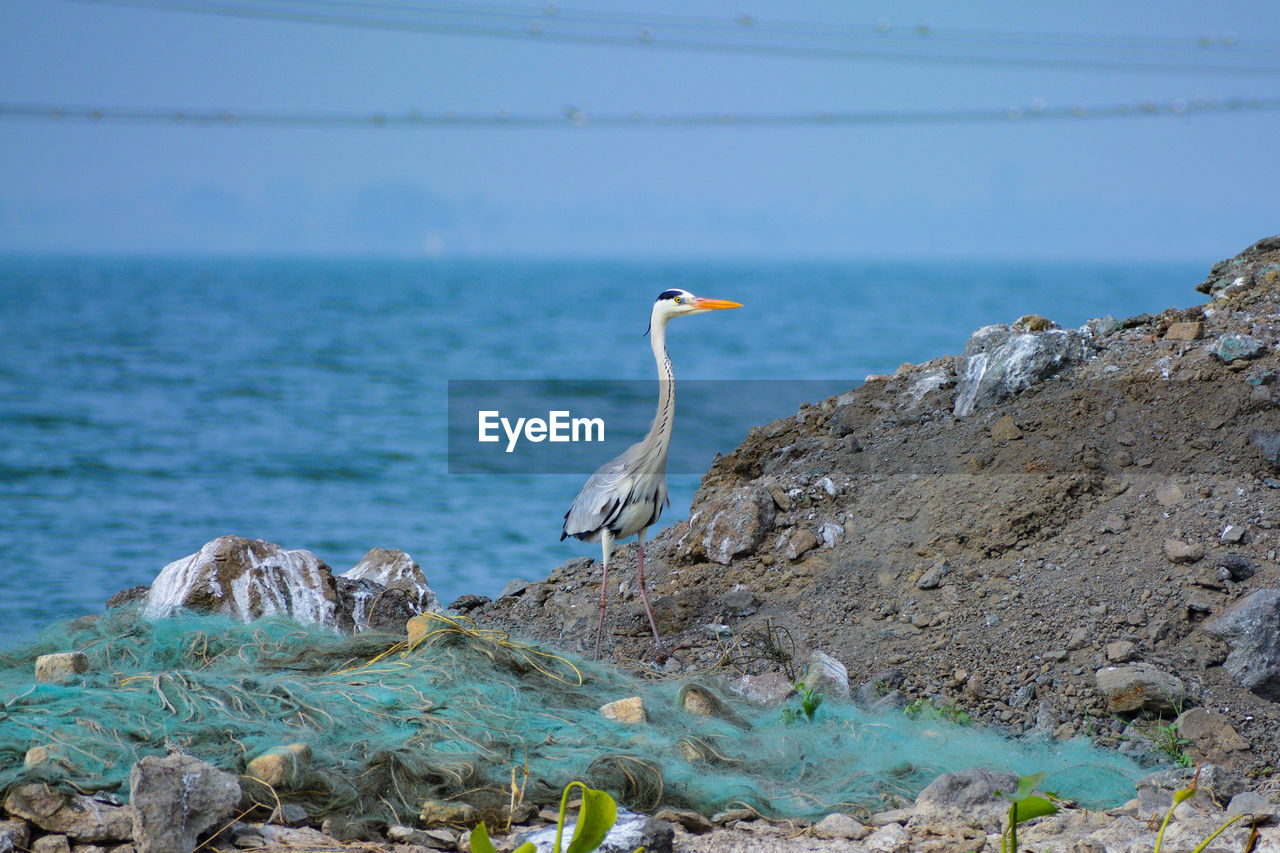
left=674, top=296, right=683, bottom=304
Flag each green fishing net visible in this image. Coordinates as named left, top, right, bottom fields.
left=0, top=608, right=1151, bottom=825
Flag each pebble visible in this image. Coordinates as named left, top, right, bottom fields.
left=600, top=697, right=646, bottom=725
left=34, top=653, right=89, bottom=684
left=811, top=813, right=869, bottom=840
left=1163, top=539, right=1205, bottom=564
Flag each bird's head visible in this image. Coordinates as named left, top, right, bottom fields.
left=651, top=289, right=742, bottom=325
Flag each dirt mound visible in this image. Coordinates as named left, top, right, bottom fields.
left=481, top=236, right=1280, bottom=777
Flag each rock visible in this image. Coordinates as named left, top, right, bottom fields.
left=143, top=535, right=352, bottom=631
left=1252, top=430, right=1280, bottom=470
left=129, top=754, right=241, bottom=853
left=698, top=488, right=777, bottom=565
left=518, top=812, right=673, bottom=853
left=1164, top=321, right=1204, bottom=341
left=1106, top=641, right=1138, bottom=663
left=34, top=652, right=89, bottom=683
left=819, top=522, right=844, bottom=547
left=1196, top=236, right=1280, bottom=296
left=342, top=548, right=442, bottom=614
left=418, top=801, right=476, bottom=827
left=105, top=585, right=150, bottom=610
left=802, top=650, right=851, bottom=699
left=0, top=820, right=29, bottom=853
left=726, top=671, right=794, bottom=707
left=1014, top=314, right=1056, bottom=332
left=863, top=822, right=910, bottom=853
left=784, top=529, right=819, bottom=560
left=1218, top=553, right=1256, bottom=581
left=1221, top=524, right=1247, bottom=544
left=1095, top=664, right=1185, bottom=713
left=718, top=586, right=758, bottom=617
left=1136, top=765, right=1242, bottom=814
left=32, top=835, right=70, bottom=853
left=1206, top=590, right=1280, bottom=699
left=1175, top=709, right=1252, bottom=768
left=1208, top=334, right=1268, bottom=362
left=917, top=560, right=950, bottom=590
left=811, top=813, right=869, bottom=840
left=653, top=809, right=713, bottom=834
left=2, top=784, right=132, bottom=843
left=990, top=415, right=1023, bottom=442
left=1226, top=791, right=1276, bottom=823
left=245, top=743, right=312, bottom=789
left=910, top=768, right=1019, bottom=830
left=1155, top=483, right=1185, bottom=507
left=1164, top=539, right=1205, bottom=564
left=827, top=403, right=860, bottom=439
left=952, top=325, right=1092, bottom=418
left=446, top=594, right=491, bottom=613
left=676, top=684, right=751, bottom=728
left=334, top=577, right=418, bottom=633
left=600, top=696, right=646, bottom=724
left=1066, top=626, right=1091, bottom=651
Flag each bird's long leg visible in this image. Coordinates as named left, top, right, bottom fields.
left=594, top=530, right=613, bottom=660
left=635, top=529, right=671, bottom=659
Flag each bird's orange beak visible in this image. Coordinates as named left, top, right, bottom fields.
left=694, top=297, right=742, bottom=310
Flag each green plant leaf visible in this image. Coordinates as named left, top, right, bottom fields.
left=565, top=786, right=618, bottom=853
left=998, top=772, right=1047, bottom=804
left=1012, top=794, right=1058, bottom=825
left=471, top=822, right=498, bottom=853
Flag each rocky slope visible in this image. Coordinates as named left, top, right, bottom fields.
left=482, top=236, right=1280, bottom=780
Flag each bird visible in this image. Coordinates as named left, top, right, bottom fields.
left=562, top=288, right=741, bottom=660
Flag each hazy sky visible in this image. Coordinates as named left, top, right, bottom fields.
left=3, top=0, right=1279, bottom=259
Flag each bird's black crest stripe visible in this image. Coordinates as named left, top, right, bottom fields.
left=656, top=289, right=683, bottom=301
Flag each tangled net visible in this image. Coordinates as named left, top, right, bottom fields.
left=0, top=608, right=1150, bottom=826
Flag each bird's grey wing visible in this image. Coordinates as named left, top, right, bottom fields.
left=561, top=452, right=638, bottom=540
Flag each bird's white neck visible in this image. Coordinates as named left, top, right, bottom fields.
left=645, top=313, right=676, bottom=461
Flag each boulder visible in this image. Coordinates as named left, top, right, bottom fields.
left=952, top=325, right=1093, bottom=418
left=341, top=548, right=442, bottom=617
left=129, top=754, right=241, bottom=853
left=1206, top=589, right=1280, bottom=699
left=1175, top=709, right=1252, bottom=769
left=0, top=821, right=29, bottom=853
left=1095, top=664, right=1185, bottom=713
left=2, top=784, right=132, bottom=843
left=143, top=536, right=352, bottom=632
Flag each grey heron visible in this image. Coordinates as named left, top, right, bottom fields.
left=561, top=288, right=741, bottom=660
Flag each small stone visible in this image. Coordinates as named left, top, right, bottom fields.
left=802, top=651, right=851, bottom=699
left=1095, top=664, right=1185, bottom=713
left=1014, top=314, right=1056, bottom=332
left=785, top=529, right=819, bottom=561
left=991, top=415, right=1023, bottom=442
left=916, top=560, right=950, bottom=590
left=245, top=744, right=312, bottom=790
left=1164, top=539, right=1205, bottom=564
left=726, top=671, right=794, bottom=707
left=1155, top=483, right=1185, bottom=507
left=1102, top=513, right=1128, bottom=534
left=766, top=485, right=792, bottom=512
left=1209, top=334, right=1268, bottom=363
left=24, top=746, right=52, bottom=768
left=32, top=835, right=70, bottom=853
left=811, top=813, right=869, bottom=840
left=1218, top=554, right=1255, bottom=581
left=600, top=696, right=646, bottom=724
left=1164, top=321, right=1204, bottom=341
left=864, top=822, right=910, bottom=853
left=1106, top=641, right=1138, bottom=663
left=1066, top=626, right=1091, bottom=651
left=1221, top=525, right=1247, bottom=543
left=34, top=653, right=89, bottom=684
left=819, top=522, right=845, bottom=548
left=418, top=801, right=476, bottom=827
left=653, top=809, right=713, bottom=835
left=0, top=820, right=30, bottom=853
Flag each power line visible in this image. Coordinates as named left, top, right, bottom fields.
left=3, top=96, right=1277, bottom=129
left=55, top=0, right=1280, bottom=77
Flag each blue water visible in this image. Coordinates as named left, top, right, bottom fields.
left=0, top=256, right=1200, bottom=644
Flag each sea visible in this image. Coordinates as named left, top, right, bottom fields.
left=0, top=256, right=1203, bottom=646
